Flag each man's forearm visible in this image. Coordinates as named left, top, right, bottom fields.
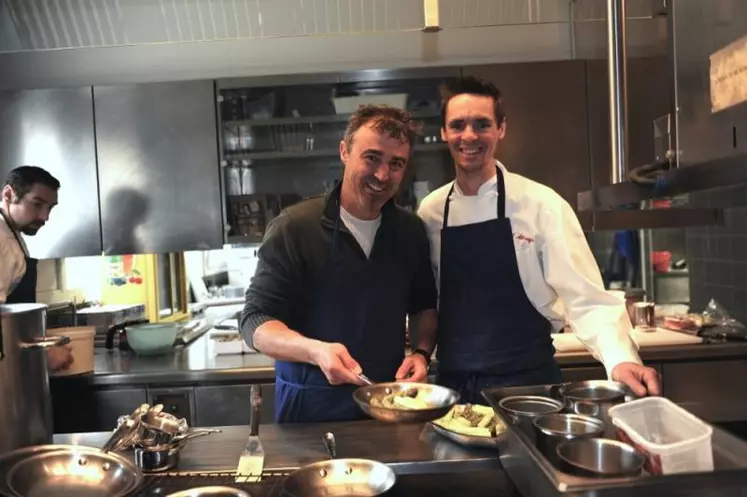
left=409, top=309, right=437, bottom=353
left=253, top=320, right=322, bottom=364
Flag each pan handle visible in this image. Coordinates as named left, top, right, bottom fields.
left=322, top=432, right=336, bottom=459
left=0, top=308, right=4, bottom=360
left=20, top=335, right=71, bottom=350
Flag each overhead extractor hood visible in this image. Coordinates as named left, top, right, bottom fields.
left=578, top=0, right=747, bottom=230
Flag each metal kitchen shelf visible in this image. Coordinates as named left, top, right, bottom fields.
left=577, top=153, right=747, bottom=211
left=224, top=110, right=442, bottom=127
left=225, top=143, right=448, bottom=161
left=580, top=208, right=724, bottom=231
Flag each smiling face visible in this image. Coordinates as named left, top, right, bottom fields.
left=441, top=93, right=506, bottom=176
left=339, top=122, right=410, bottom=220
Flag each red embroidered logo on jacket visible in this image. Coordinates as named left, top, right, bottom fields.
left=514, top=233, right=535, bottom=244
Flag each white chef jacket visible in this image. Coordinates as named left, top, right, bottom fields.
left=0, top=213, right=28, bottom=304
left=417, top=161, right=641, bottom=377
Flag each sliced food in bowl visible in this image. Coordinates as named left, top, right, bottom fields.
left=433, top=404, right=507, bottom=438
left=370, top=387, right=432, bottom=410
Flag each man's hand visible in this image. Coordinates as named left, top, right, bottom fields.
left=47, top=345, right=74, bottom=373
left=611, top=362, right=661, bottom=397
left=395, top=353, right=428, bottom=383
left=310, top=342, right=366, bottom=386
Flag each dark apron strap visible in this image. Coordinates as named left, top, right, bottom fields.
left=442, top=166, right=505, bottom=230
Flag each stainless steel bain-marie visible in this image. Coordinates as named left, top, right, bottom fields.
left=0, top=304, right=70, bottom=455
left=482, top=383, right=747, bottom=497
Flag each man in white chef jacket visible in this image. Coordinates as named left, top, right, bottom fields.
left=417, top=76, right=660, bottom=403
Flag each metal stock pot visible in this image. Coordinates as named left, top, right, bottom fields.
left=0, top=304, right=70, bottom=455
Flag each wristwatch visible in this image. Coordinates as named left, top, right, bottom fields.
left=411, top=348, right=432, bottom=367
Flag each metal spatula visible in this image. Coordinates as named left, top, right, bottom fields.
left=236, top=384, right=264, bottom=479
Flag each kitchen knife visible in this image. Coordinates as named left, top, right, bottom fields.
left=236, top=384, right=264, bottom=479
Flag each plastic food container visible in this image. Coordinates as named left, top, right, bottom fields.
left=46, top=326, right=95, bottom=376
left=608, top=397, right=713, bottom=475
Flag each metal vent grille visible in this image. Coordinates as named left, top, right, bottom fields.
left=0, top=0, right=426, bottom=51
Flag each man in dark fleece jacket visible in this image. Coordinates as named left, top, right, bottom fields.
left=241, top=105, right=438, bottom=423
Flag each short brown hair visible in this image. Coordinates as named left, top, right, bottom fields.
left=343, top=105, right=420, bottom=152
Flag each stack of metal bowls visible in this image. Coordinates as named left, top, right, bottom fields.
left=484, top=381, right=646, bottom=479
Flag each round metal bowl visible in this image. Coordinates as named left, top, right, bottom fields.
left=6, top=447, right=144, bottom=497
left=557, top=380, right=629, bottom=403
left=532, top=414, right=605, bottom=464
left=352, top=382, right=460, bottom=423
left=282, top=458, right=395, bottom=497
left=166, top=486, right=252, bottom=497
left=556, top=438, right=645, bottom=478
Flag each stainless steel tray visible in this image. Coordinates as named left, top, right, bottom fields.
left=429, top=422, right=502, bottom=451
left=482, top=384, right=747, bottom=497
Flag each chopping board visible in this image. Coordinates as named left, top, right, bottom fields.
left=552, top=328, right=703, bottom=353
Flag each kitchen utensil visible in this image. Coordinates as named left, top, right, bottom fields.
left=0, top=303, right=71, bottom=453
left=492, top=395, right=564, bottom=441
left=236, top=384, right=264, bottom=477
left=6, top=447, right=143, bottom=497
left=166, top=487, right=251, bottom=497
left=556, top=438, right=645, bottom=478
left=632, top=302, right=656, bottom=331
left=281, top=432, right=396, bottom=497
left=104, top=403, right=149, bottom=452
left=126, top=323, right=180, bottom=355
left=138, top=410, right=189, bottom=446
left=172, top=428, right=223, bottom=444
left=46, top=326, right=95, bottom=376
left=429, top=420, right=504, bottom=450
left=134, top=443, right=181, bottom=473
left=353, top=382, right=459, bottom=423
left=0, top=445, right=101, bottom=497
left=357, top=372, right=374, bottom=385
left=532, top=413, right=605, bottom=465
left=556, top=380, right=629, bottom=437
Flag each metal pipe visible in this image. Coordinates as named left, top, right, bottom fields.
left=607, top=0, right=629, bottom=184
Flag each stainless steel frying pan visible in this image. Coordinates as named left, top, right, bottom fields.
left=281, top=432, right=396, bottom=497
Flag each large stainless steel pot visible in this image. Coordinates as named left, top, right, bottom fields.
left=0, top=303, right=70, bottom=455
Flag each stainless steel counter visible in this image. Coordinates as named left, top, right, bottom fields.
left=54, top=333, right=275, bottom=386
left=53, top=421, right=503, bottom=476
left=52, top=332, right=747, bottom=387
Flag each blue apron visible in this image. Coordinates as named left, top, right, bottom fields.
left=1, top=210, right=38, bottom=304
left=436, top=167, right=562, bottom=404
left=274, top=199, right=409, bottom=423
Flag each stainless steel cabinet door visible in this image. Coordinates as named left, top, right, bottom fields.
left=94, top=80, right=223, bottom=255
left=0, top=88, right=101, bottom=258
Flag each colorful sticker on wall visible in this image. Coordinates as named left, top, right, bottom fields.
left=107, top=254, right=144, bottom=286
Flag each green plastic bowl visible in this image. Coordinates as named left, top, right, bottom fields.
left=126, top=323, right=179, bottom=355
